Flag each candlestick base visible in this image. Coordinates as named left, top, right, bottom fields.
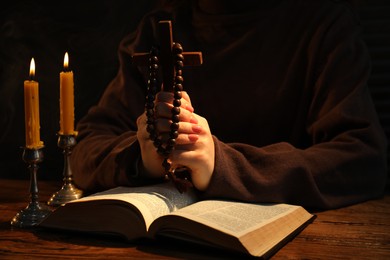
left=47, top=182, right=83, bottom=206
left=11, top=201, right=51, bottom=228
left=47, top=134, right=83, bottom=206
left=11, top=147, right=52, bottom=228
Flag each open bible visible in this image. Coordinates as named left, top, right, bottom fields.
left=40, top=182, right=315, bottom=258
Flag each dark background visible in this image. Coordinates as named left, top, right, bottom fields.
left=0, top=1, right=389, bottom=188
left=0, top=0, right=159, bottom=180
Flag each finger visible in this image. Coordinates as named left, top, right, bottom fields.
left=179, top=91, right=194, bottom=112
left=159, top=133, right=199, bottom=145
left=169, top=149, right=198, bottom=170
left=155, top=91, right=172, bottom=102
left=156, top=90, right=191, bottom=102
left=155, top=120, right=202, bottom=134
left=136, top=114, right=149, bottom=140
left=155, top=102, right=196, bottom=122
left=181, top=91, right=192, bottom=106
left=156, top=91, right=194, bottom=112
left=137, top=114, right=146, bottom=127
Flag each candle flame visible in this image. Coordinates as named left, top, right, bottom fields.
left=64, top=52, right=69, bottom=70
left=29, top=58, right=35, bottom=79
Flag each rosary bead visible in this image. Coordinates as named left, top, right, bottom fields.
left=166, top=142, right=174, bottom=150
left=170, top=122, right=179, bottom=131
left=174, top=84, right=183, bottom=91
left=162, top=149, right=172, bottom=157
left=172, top=43, right=183, bottom=53
left=172, top=114, right=180, bottom=123
left=148, top=77, right=158, bottom=85
left=157, top=146, right=166, bottom=156
left=174, top=91, right=182, bottom=99
left=176, top=54, right=184, bottom=61
left=146, top=108, right=154, bottom=117
left=149, top=86, right=158, bottom=94
left=171, top=107, right=180, bottom=115
left=150, top=68, right=158, bottom=74
left=175, top=60, right=184, bottom=68
left=175, top=75, right=184, bottom=84
left=173, top=99, right=181, bottom=107
left=146, top=93, right=155, bottom=102
left=162, top=159, right=171, bottom=171
left=149, top=55, right=158, bottom=63
left=146, top=124, right=155, bottom=133
left=145, top=101, right=154, bottom=109
left=164, top=147, right=173, bottom=155
left=170, top=130, right=179, bottom=139
left=154, top=139, right=162, bottom=148
left=168, top=138, right=176, bottom=146
left=146, top=117, right=154, bottom=124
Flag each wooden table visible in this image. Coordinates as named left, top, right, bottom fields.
left=0, top=179, right=389, bottom=259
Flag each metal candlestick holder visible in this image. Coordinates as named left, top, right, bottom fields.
left=47, top=134, right=83, bottom=206
left=11, top=147, right=52, bottom=228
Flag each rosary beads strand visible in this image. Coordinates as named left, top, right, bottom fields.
left=145, top=44, right=192, bottom=193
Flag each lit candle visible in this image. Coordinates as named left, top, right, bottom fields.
left=59, top=52, right=75, bottom=135
left=24, top=58, right=44, bottom=149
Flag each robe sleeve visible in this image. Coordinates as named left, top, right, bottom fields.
left=71, top=26, right=155, bottom=191
left=201, top=7, right=387, bottom=209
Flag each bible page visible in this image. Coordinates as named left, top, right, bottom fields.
left=68, top=182, right=198, bottom=229
left=171, top=200, right=303, bottom=236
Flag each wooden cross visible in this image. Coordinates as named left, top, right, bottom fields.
left=132, top=20, right=203, bottom=91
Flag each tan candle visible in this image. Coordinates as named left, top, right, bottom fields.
left=59, top=52, right=75, bottom=135
left=24, top=58, right=44, bottom=149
